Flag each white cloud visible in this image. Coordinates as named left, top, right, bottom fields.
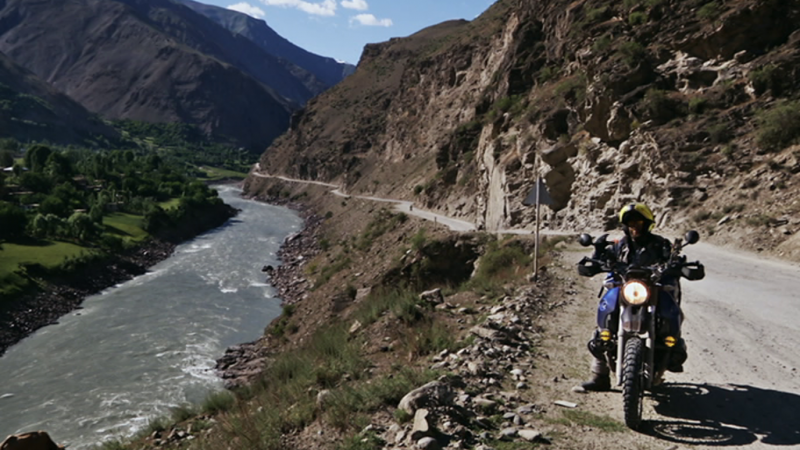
left=341, top=0, right=368, bottom=10
left=227, top=2, right=266, bottom=18
left=261, top=0, right=337, bottom=16
left=350, top=13, right=392, bottom=27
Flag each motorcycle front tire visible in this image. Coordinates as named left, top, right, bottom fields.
left=622, top=337, right=644, bottom=429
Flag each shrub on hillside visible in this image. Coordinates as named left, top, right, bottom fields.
left=756, top=100, right=800, bottom=151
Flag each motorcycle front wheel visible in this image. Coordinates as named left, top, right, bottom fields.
left=622, top=337, right=644, bottom=429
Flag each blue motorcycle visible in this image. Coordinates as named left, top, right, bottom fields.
left=577, top=230, right=705, bottom=429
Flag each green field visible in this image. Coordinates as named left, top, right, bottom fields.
left=158, top=198, right=180, bottom=210
left=0, top=240, right=91, bottom=297
left=103, top=212, right=148, bottom=241
left=199, top=166, right=248, bottom=181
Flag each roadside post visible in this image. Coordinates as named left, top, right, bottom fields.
left=523, top=176, right=554, bottom=280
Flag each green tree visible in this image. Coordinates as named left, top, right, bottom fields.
left=44, top=152, right=74, bottom=180
left=19, top=172, right=52, bottom=193
left=0, top=201, right=27, bottom=240
left=0, top=138, right=20, bottom=152
left=39, top=195, right=71, bottom=218
left=0, top=150, right=14, bottom=168
left=29, top=213, right=65, bottom=238
left=24, top=144, right=52, bottom=172
left=143, top=204, right=171, bottom=233
left=68, top=212, right=98, bottom=241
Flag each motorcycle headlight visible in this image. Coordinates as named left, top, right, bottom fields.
left=622, top=281, right=649, bottom=305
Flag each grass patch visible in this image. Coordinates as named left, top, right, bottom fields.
left=267, top=304, right=298, bottom=338
left=0, top=240, right=93, bottom=299
left=355, top=209, right=408, bottom=250
left=158, top=198, right=181, bottom=210
left=199, top=166, right=248, bottom=181
left=202, top=389, right=237, bottom=415
left=316, top=254, right=352, bottom=286
left=463, top=238, right=531, bottom=298
left=560, top=409, right=625, bottom=432
left=103, top=213, right=148, bottom=241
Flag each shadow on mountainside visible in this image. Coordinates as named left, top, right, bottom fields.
left=638, top=382, right=800, bottom=447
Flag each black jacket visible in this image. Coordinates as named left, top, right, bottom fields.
left=613, top=232, right=672, bottom=267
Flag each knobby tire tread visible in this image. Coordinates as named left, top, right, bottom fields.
left=622, top=337, right=644, bottom=429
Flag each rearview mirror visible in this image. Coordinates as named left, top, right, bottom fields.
left=579, top=233, right=593, bottom=247
left=684, top=230, right=700, bottom=245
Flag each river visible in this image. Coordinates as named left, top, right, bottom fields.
left=0, top=185, right=303, bottom=448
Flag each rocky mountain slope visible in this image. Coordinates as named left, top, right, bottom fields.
left=0, top=0, right=331, bottom=150
left=178, top=0, right=355, bottom=87
left=0, top=51, right=118, bottom=146
left=249, top=0, right=800, bottom=260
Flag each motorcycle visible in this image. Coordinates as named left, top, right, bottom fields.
left=576, top=230, right=705, bottom=429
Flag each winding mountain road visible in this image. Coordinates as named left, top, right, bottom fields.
left=251, top=170, right=800, bottom=447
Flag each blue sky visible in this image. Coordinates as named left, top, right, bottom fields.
left=198, top=0, right=496, bottom=64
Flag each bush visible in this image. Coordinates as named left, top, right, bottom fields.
left=688, top=97, right=708, bottom=114
left=697, top=2, right=719, bottom=20
left=748, top=64, right=790, bottom=97
left=628, top=11, right=648, bottom=25
left=642, top=88, right=681, bottom=122
left=617, top=41, right=646, bottom=68
left=756, top=100, right=800, bottom=151
left=538, top=65, right=559, bottom=83
left=592, top=35, right=613, bottom=54
left=585, top=6, right=609, bottom=22
left=555, top=73, right=587, bottom=104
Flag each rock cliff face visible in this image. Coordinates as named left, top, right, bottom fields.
left=249, top=0, right=800, bottom=259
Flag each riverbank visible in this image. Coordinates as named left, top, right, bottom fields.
left=0, top=201, right=239, bottom=357
left=0, top=239, right=176, bottom=357
left=214, top=192, right=324, bottom=388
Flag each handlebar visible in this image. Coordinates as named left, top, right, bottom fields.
left=577, top=255, right=704, bottom=281
left=576, top=230, right=704, bottom=281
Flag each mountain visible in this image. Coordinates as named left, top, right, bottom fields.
left=0, top=51, right=118, bottom=146
left=0, top=0, right=330, bottom=150
left=177, top=0, right=355, bottom=87
left=247, top=0, right=800, bottom=258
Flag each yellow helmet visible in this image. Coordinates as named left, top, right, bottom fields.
left=618, top=203, right=656, bottom=231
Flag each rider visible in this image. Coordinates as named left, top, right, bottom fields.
left=578, top=203, right=687, bottom=392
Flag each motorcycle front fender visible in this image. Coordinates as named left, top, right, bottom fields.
left=620, top=304, right=647, bottom=333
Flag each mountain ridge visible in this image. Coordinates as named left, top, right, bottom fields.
left=0, top=50, right=118, bottom=146
left=0, top=0, right=340, bottom=150
left=177, top=0, right=355, bottom=87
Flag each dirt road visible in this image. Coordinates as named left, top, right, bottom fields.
left=658, top=242, right=800, bottom=448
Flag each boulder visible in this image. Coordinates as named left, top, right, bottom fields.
left=0, top=432, right=64, bottom=450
